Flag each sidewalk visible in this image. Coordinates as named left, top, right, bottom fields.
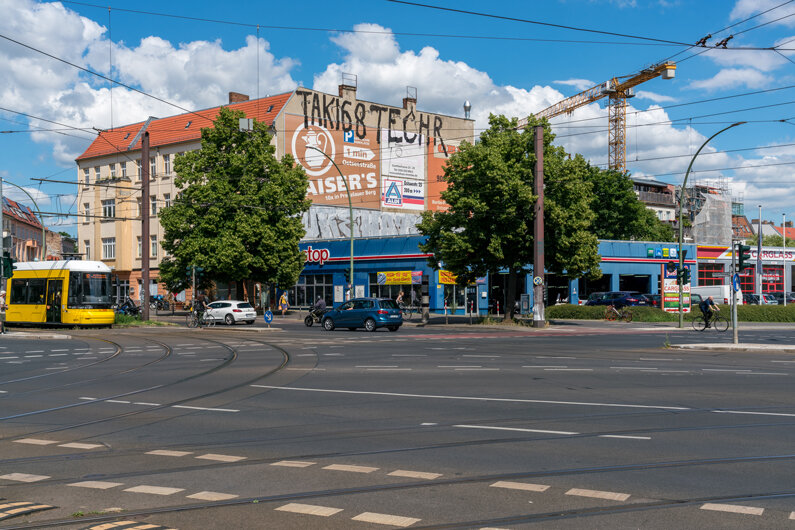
left=671, top=343, right=795, bottom=353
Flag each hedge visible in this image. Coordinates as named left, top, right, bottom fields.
left=545, top=304, right=795, bottom=322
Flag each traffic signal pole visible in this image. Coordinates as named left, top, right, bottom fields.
left=732, top=241, right=738, bottom=344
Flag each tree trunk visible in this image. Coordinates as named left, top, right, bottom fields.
left=505, top=268, right=517, bottom=321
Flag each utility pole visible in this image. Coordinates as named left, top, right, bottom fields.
left=732, top=239, right=738, bottom=344
left=0, top=178, right=4, bottom=285
left=757, top=205, right=762, bottom=304
left=532, top=125, right=545, bottom=328
left=784, top=213, right=788, bottom=307
left=141, top=132, right=150, bottom=321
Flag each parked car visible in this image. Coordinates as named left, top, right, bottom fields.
left=205, top=300, right=257, bottom=325
left=743, top=293, right=777, bottom=305
left=321, top=297, right=402, bottom=332
left=582, top=292, right=606, bottom=306
left=584, top=291, right=649, bottom=307
left=643, top=293, right=661, bottom=308
left=690, top=293, right=703, bottom=308
left=769, top=292, right=795, bottom=304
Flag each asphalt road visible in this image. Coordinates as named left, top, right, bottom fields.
left=0, top=320, right=793, bottom=529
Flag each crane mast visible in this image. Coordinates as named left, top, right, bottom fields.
left=518, top=61, right=676, bottom=173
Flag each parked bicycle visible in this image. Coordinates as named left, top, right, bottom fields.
left=692, top=312, right=729, bottom=332
left=186, top=308, right=214, bottom=329
left=604, top=305, right=632, bottom=322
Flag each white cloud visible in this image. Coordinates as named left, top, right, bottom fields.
left=554, top=79, right=595, bottom=91
left=731, top=0, right=795, bottom=28
left=635, top=90, right=677, bottom=103
left=688, top=68, right=773, bottom=91
left=699, top=47, right=787, bottom=72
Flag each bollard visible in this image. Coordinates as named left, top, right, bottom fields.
left=496, top=300, right=500, bottom=317
left=445, top=299, right=448, bottom=325
left=469, top=299, right=473, bottom=325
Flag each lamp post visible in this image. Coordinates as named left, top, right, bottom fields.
left=678, top=121, right=745, bottom=328
left=784, top=212, right=788, bottom=307
left=305, top=146, right=355, bottom=299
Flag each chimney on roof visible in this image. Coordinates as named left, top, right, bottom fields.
left=229, top=92, right=250, bottom=104
left=339, top=73, right=357, bottom=100
left=403, top=86, right=418, bottom=109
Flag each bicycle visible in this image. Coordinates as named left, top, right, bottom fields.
left=186, top=309, right=215, bottom=329
left=692, top=311, right=729, bottom=332
left=399, top=301, right=420, bottom=321
left=604, top=305, right=632, bottom=322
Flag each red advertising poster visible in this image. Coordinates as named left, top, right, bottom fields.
left=426, top=137, right=461, bottom=212
left=286, top=114, right=380, bottom=209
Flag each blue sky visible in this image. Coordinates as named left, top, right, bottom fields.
left=2, top=0, right=795, bottom=235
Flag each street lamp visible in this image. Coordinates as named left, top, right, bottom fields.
left=305, top=146, right=355, bottom=299
left=677, top=121, right=745, bottom=328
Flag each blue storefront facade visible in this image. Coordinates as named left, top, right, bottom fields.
left=293, top=236, right=697, bottom=314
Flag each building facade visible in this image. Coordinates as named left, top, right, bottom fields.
left=76, top=83, right=475, bottom=301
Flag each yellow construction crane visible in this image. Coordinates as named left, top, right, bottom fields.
left=518, top=61, right=676, bottom=173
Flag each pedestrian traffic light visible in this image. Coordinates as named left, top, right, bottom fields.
left=681, top=266, right=691, bottom=285
left=666, top=261, right=677, bottom=274
left=737, top=243, right=752, bottom=272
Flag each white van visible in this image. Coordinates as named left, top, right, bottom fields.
left=691, top=285, right=743, bottom=306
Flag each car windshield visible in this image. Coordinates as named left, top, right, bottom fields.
left=379, top=299, right=398, bottom=309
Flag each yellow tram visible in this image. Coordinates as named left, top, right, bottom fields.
left=5, top=260, right=115, bottom=326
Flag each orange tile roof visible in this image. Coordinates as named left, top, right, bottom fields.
left=76, top=92, right=293, bottom=161
left=775, top=225, right=795, bottom=240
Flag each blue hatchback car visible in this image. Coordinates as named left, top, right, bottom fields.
left=321, top=297, right=403, bottom=332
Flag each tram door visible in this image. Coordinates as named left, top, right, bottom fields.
left=46, top=280, right=62, bottom=324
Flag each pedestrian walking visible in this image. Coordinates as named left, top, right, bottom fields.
left=0, top=289, right=6, bottom=334
left=278, top=292, right=289, bottom=316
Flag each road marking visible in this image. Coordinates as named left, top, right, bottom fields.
left=25, top=350, right=44, bottom=353
left=456, top=424, right=579, bottom=435
left=323, top=464, right=378, bottom=473
left=703, top=369, right=751, bottom=373
left=68, top=481, right=123, bottom=489
left=421, top=422, right=438, bottom=426
left=611, top=367, right=657, bottom=370
left=369, top=368, right=413, bottom=371
left=712, top=410, right=795, bottom=417
left=700, top=503, right=764, bottom=516
left=599, top=435, right=651, bottom=440
left=356, top=365, right=399, bottom=368
left=133, top=402, right=160, bottom=406
left=463, top=355, right=500, bottom=358
left=187, top=491, right=238, bottom=501
left=790, top=511, right=795, bottom=520
left=352, top=512, right=420, bottom=527
left=251, top=385, right=691, bottom=411
left=14, top=438, right=57, bottom=445
left=536, top=356, right=576, bottom=359
left=439, top=365, right=481, bottom=368
left=59, top=442, right=103, bottom=449
left=107, top=400, right=131, bottom=404
left=124, top=485, right=184, bottom=495
left=49, top=353, right=68, bottom=357
left=196, top=453, right=246, bottom=463
left=566, top=488, right=630, bottom=501
left=271, top=460, right=315, bottom=468
left=456, top=368, right=499, bottom=371
left=745, top=372, right=788, bottom=376
left=24, top=355, right=43, bottom=358
left=276, top=503, right=342, bottom=517
left=544, top=368, right=592, bottom=372
left=393, top=354, right=426, bottom=357
left=523, top=365, right=567, bottom=368
left=490, top=481, right=550, bottom=492
left=172, top=405, right=239, bottom=412
left=0, top=473, right=50, bottom=482
left=388, top=470, right=442, bottom=480
left=772, top=360, right=795, bottom=363
left=640, top=358, right=682, bottom=361
left=147, top=450, right=193, bottom=457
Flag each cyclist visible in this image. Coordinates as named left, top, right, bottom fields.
left=699, top=295, right=719, bottom=328
left=396, top=291, right=405, bottom=306
left=195, top=292, right=209, bottom=319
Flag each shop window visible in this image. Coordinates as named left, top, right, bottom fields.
left=698, top=263, right=725, bottom=286
left=290, top=274, right=333, bottom=308
left=367, top=273, right=421, bottom=304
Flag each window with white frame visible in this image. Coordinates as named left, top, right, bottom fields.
left=135, top=159, right=142, bottom=180
left=83, top=168, right=90, bottom=187
left=84, top=240, right=90, bottom=260
left=101, top=237, right=115, bottom=259
left=110, top=163, right=116, bottom=179
left=136, top=198, right=142, bottom=218
left=163, top=154, right=171, bottom=175
left=83, top=203, right=90, bottom=222
left=94, top=166, right=101, bottom=181
left=150, top=157, right=156, bottom=178
left=163, top=193, right=171, bottom=209
left=121, top=161, right=127, bottom=179
left=150, top=195, right=157, bottom=216
left=137, top=236, right=142, bottom=258
left=150, top=235, right=158, bottom=257
left=101, top=199, right=115, bottom=218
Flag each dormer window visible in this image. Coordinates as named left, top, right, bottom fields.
left=185, top=121, right=192, bottom=129
left=123, top=132, right=130, bottom=139
left=267, top=105, right=274, bottom=112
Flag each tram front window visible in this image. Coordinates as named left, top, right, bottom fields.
left=68, top=272, right=112, bottom=308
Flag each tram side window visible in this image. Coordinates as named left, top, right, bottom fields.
left=68, top=272, right=82, bottom=307
left=10, top=279, right=46, bottom=304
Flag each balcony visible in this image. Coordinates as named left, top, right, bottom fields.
left=638, top=191, right=675, bottom=206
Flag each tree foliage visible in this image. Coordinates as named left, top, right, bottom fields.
left=159, top=107, right=310, bottom=295
left=417, top=115, right=601, bottom=319
left=586, top=168, right=675, bottom=242
left=747, top=233, right=793, bottom=247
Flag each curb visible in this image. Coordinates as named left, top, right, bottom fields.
left=671, top=343, right=795, bottom=353
left=1, top=332, right=72, bottom=340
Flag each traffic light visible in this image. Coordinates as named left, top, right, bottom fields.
left=1, top=252, right=15, bottom=279
left=666, top=261, right=677, bottom=274
left=343, top=267, right=351, bottom=283
left=737, top=243, right=752, bottom=272
left=681, top=266, right=691, bottom=285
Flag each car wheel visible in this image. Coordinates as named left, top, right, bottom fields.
left=323, top=318, right=335, bottom=331
left=364, top=318, right=377, bottom=332
left=387, top=326, right=399, bottom=332
left=225, top=314, right=234, bottom=326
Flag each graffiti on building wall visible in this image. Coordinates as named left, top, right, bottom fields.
left=301, top=205, right=421, bottom=240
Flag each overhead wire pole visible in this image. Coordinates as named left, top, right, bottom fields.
left=141, top=132, right=150, bottom=321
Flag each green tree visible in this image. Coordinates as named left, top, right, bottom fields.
left=586, top=168, right=675, bottom=242
left=417, top=115, right=601, bottom=319
left=746, top=233, right=793, bottom=247
left=159, top=107, right=310, bottom=301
